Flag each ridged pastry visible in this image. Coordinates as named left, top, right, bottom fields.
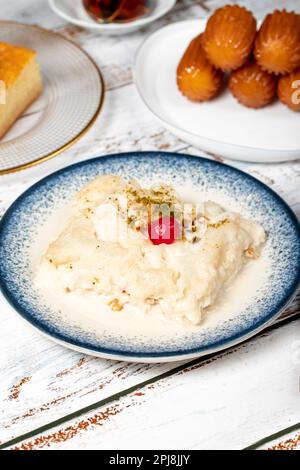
left=278, top=68, right=300, bottom=111
left=229, top=60, right=277, bottom=108
left=177, top=34, right=223, bottom=101
left=202, top=5, right=256, bottom=71
left=254, top=10, right=300, bottom=75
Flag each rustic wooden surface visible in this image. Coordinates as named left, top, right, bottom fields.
left=0, top=0, right=299, bottom=450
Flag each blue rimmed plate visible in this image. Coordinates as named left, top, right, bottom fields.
left=0, top=152, right=299, bottom=362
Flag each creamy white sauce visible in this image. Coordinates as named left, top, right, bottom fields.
left=33, top=177, right=268, bottom=333
left=35, top=252, right=269, bottom=338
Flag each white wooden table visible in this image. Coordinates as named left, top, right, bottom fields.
left=0, top=0, right=299, bottom=451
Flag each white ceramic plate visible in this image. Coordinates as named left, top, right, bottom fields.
left=0, top=21, right=104, bottom=175
left=49, top=0, right=176, bottom=36
left=134, top=20, right=300, bottom=163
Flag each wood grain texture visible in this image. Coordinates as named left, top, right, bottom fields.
left=0, top=0, right=299, bottom=450
left=261, top=431, right=300, bottom=450
left=0, top=297, right=183, bottom=444
left=0, top=294, right=299, bottom=446
left=246, top=423, right=300, bottom=450
left=4, top=321, right=299, bottom=450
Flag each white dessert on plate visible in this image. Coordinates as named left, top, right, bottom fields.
left=36, top=175, right=265, bottom=326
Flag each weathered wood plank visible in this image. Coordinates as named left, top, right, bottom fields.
left=4, top=320, right=299, bottom=450
left=260, top=431, right=300, bottom=450
left=0, top=292, right=298, bottom=446
left=245, top=425, right=300, bottom=450
left=0, top=0, right=64, bottom=29
left=0, top=296, right=184, bottom=444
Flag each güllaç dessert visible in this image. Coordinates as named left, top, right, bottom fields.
left=36, top=175, right=266, bottom=325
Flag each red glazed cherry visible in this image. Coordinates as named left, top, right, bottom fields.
left=148, top=216, right=181, bottom=245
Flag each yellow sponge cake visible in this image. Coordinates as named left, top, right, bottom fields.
left=0, top=42, right=43, bottom=139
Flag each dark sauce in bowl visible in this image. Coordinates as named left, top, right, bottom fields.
left=83, top=0, right=152, bottom=23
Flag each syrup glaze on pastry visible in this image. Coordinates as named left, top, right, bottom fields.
left=177, top=34, right=223, bottom=101
left=202, top=5, right=256, bottom=72
left=254, top=10, right=300, bottom=75
left=229, top=59, right=277, bottom=109
left=278, top=68, right=300, bottom=111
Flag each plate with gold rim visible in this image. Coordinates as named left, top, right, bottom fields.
left=0, top=21, right=104, bottom=175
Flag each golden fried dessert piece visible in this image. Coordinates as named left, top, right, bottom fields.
left=177, top=34, right=223, bottom=102
left=202, top=5, right=256, bottom=72
left=0, top=42, right=43, bottom=139
left=278, top=68, right=300, bottom=111
left=229, top=60, right=277, bottom=109
left=254, top=10, right=300, bottom=75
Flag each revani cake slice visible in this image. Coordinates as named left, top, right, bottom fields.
left=0, top=42, right=43, bottom=139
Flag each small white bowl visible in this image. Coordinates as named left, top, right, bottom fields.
left=49, top=0, right=176, bottom=35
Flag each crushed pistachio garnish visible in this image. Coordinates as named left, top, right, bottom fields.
left=208, top=218, right=230, bottom=229
left=125, top=182, right=178, bottom=209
